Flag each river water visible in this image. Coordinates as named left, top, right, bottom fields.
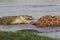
left=0, top=5, right=60, bottom=19
left=0, top=5, right=60, bottom=38
left=0, top=5, right=60, bottom=31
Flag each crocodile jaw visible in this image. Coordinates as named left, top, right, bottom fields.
left=10, top=16, right=29, bottom=24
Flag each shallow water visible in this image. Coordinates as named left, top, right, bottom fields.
left=0, top=5, right=60, bottom=19
left=0, top=5, right=60, bottom=32
left=0, top=5, right=60, bottom=38
left=0, top=24, right=60, bottom=32
left=0, top=5, right=60, bottom=31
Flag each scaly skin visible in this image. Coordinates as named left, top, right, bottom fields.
left=0, top=15, right=33, bottom=25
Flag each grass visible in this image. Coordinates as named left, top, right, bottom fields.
left=0, top=31, right=57, bottom=40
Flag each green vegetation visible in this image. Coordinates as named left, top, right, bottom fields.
left=0, top=31, right=57, bottom=40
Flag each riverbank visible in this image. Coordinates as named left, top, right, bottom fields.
left=0, top=31, right=56, bottom=40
